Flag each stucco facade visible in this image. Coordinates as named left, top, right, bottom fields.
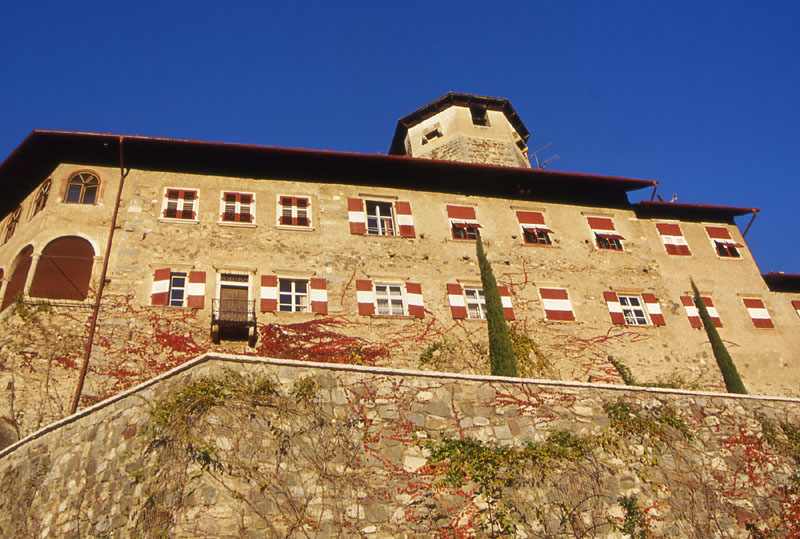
left=1, top=94, right=798, bottom=443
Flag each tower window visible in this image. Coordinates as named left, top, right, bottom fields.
left=470, top=106, right=489, bottom=126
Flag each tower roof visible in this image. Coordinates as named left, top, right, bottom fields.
left=388, top=92, right=531, bottom=156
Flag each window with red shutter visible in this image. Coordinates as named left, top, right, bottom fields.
left=162, top=188, right=198, bottom=221
left=277, top=196, right=311, bottom=228
left=446, top=205, right=481, bottom=240
left=706, top=226, right=743, bottom=258
left=655, top=222, right=691, bottom=256
left=220, top=192, right=255, bottom=224
left=587, top=216, right=624, bottom=251
left=516, top=210, right=553, bottom=245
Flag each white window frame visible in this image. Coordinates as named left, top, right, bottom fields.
left=276, top=195, right=312, bottom=229
left=161, top=188, right=199, bottom=222
left=219, top=192, right=255, bottom=225
left=464, top=286, right=486, bottom=319
left=169, top=272, right=187, bottom=307
left=374, top=282, right=406, bottom=316
left=278, top=277, right=309, bottom=312
left=365, top=200, right=396, bottom=236
left=619, top=294, right=650, bottom=326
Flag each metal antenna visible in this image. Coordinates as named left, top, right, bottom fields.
left=530, top=142, right=560, bottom=169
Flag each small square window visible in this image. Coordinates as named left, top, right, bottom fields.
left=706, top=226, right=742, bottom=258
left=374, top=284, right=406, bottom=316
left=619, top=295, right=649, bottom=325
left=470, top=106, right=489, bottom=127
left=278, top=196, right=311, bottom=228
left=220, top=192, right=254, bottom=224
left=587, top=217, right=624, bottom=251
left=279, top=278, right=309, bottom=312
left=162, top=189, right=198, bottom=220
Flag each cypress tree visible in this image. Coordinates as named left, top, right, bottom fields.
left=476, top=234, right=518, bottom=377
left=691, top=280, right=746, bottom=394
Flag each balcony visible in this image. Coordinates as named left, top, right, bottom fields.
left=211, top=298, right=257, bottom=346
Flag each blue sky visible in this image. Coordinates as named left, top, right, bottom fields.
left=1, top=1, right=798, bottom=272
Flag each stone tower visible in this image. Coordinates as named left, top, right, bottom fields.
left=388, top=92, right=531, bottom=168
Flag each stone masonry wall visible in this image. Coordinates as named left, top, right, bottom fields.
left=1, top=355, right=799, bottom=537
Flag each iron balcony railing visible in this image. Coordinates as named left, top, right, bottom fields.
left=211, top=298, right=256, bottom=326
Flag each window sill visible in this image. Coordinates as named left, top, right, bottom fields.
left=275, top=225, right=315, bottom=232
left=362, top=233, right=406, bottom=240
left=371, top=314, right=414, bottom=320
left=521, top=242, right=559, bottom=248
left=158, top=218, right=199, bottom=225
left=217, top=221, right=257, bottom=228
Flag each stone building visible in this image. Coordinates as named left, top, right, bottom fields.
left=0, top=92, right=798, bottom=441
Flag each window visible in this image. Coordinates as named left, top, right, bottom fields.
left=375, top=283, right=406, bottom=316
left=355, top=280, right=424, bottom=318
left=31, top=179, right=51, bottom=217
left=743, top=298, right=774, bottom=329
left=151, top=268, right=205, bottom=307
left=446, top=205, right=481, bottom=240
left=464, top=287, right=486, bottom=319
left=656, top=222, right=691, bottom=256
left=279, top=278, right=309, bottom=312
left=539, top=288, right=575, bottom=321
left=516, top=211, right=553, bottom=245
left=65, top=172, right=99, bottom=204
left=348, top=198, right=415, bottom=237
left=447, top=283, right=515, bottom=320
left=162, top=189, right=197, bottom=220
left=706, top=226, right=742, bottom=258
left=366, top=201, right=395, bottom=236
left=278, top=196, right=311, bottom=227
left=470, top=106, right=489, bottom=126
left=220, top=192, right=254, bottom=223
left=587, top=217, right=624, bottom=251
left=168, top=273, right=187, bottom=306
left=422, top=126, right=442, bottom=144
left=3, top=206, right=21, bottom=244
left=680, top=295, right=722, bottom=328
left=604, top=291, right=665, bottom=326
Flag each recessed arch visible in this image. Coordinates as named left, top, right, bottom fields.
left=29, top=236, right=95, bottom=301
left=1, top=245, right=33, bottom=311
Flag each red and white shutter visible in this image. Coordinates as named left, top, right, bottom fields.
left=395, top=201, right=416, bottom=238
left=406, top=282, right=424, bottom=318
left=356, top=279, right=374, bottom=315
left=587, top=217, right=624, bottom=241
left=743, top=298, right=774, bottom=328
left=539, top=288, right=575, bottom=321
left=641, top=293, right=666, bottom=326
left=516, top=211, right=553, bottom=236
left=446, top=205, right=481, bottom=234
left=603, top=291, right=626, bottom=325
left=186, top=271, right=206, bottom=309
left=706, top=226, right=742, bottom=247
left=260, top=275, right=278, bottom=312
left=309, top=278, right=328, bottom=314
left=498, top=285, right=515, bottom=320
left=700, top=296, right=722, bottom=327
left=151, top=268, right=171, bottom=306
left=680, top=296, right=703, bottom=328
left=446, top=283, right=467, bottom=319
left=792, top=300, right=800, bottom=318
left=348, top=198, right=366, bottom=235
left=656, top=223, right=690, bottom=256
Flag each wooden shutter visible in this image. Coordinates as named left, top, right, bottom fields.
left=348, top=198, right=366, bottom=235
left=151, top=268, right=171, bottom=306
left=260, top=275, right=277, bottom=312
left=588, top=217, right=624, bottom=239
left=395, top=201, right=416, bottom=238
left=186, top=271, right=206, bottom=309
left=603, top=291, right=626, bottom=325
left=446, top=283, right=467, bottom=319
left=641, top=293, right=666, bottom=326
left=680, top=296, right=702, bottom=328
left=792, top=300, right=800, bottom=317
left=656, top=223, right=691, bottom=256
left=356, top=279, right=374, bottom=315
left=406, top=282, right=424, bottom=318
left=498, top=285, right=515, bottom=320
left=309, top=278, right=328, bottom=314
left=539, top=288, right=575, bottom=321
left=743, top=298, right=774, bottom=328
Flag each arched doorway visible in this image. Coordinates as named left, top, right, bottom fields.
left=29, top=236, right=95, bottom=301
left=1, top=245, right=33, bottom=311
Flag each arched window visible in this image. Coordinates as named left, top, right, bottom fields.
left=29, top=236, right=95, bottom=301
left=3, top=206, right=22, bottom=245
left=31, top=179, right=51, bottom=217
left=64, top=172, right=99, bottom=204
left=1, top=245, right=33, bottom=311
